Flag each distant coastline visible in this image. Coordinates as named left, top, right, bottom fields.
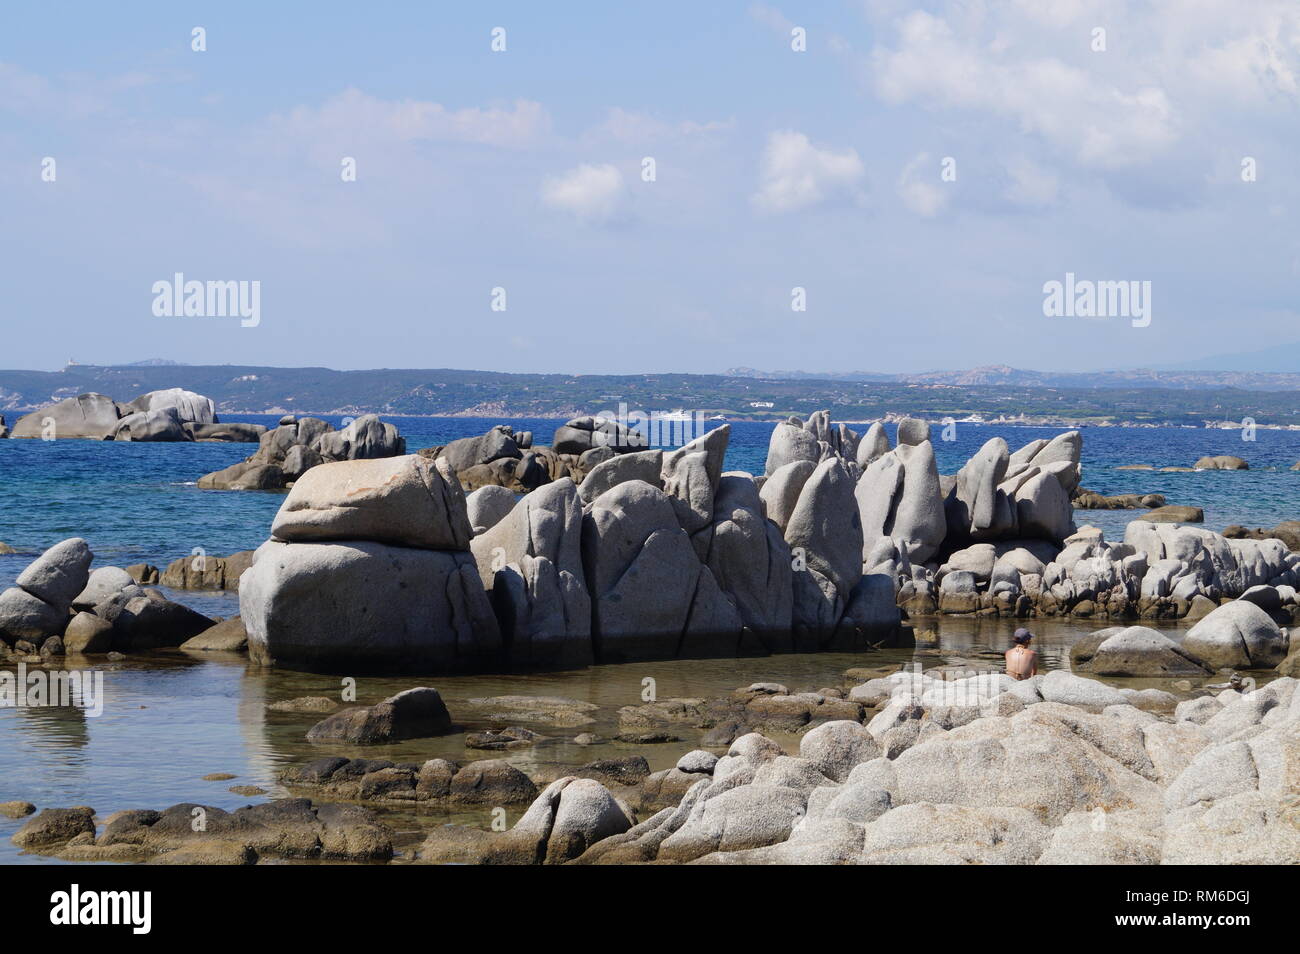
left=3, top=363, right=1299, bottom=429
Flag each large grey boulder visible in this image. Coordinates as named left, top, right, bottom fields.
left=657, top=783, right=808, bottom=863
left=187, top=422, right=265, bottom=442
left=890, top=706, right=1160, bottom=824
left=551, top=416, right=646, bottom=455
left=946, top=437, right=1014, bottom=540
left=542, top=778, right=636, bottom=864
left=1013, top=469, right=1074, bottom=543
left=438, top=426, right=520, bottom=474
left=661, top=426, right=729, bottom=533
left=799, top=720, right=881, bottom=782
left=111, top=407, right=190, bottom=442
left=758, top=459, right=815, bottom=533
left=240, top=539, right=501, bottom=672
left=465, top=485, right=519, bottom=532
left=1024, top=431, right=1082, bottom=492
left=315, top=414, right=405, bottom=461
left=786, top=458, right=862, bottom=597
left=125, top=388, right=216, bottom=424
left=95, top=588, right=215, bottom=651
left=471, top=479, right=591, bottom=669
left=10, top=393, right=121, bottom=439
left=855, top=422, right=891, bottom=468
left=661, top=451, right=716, bottom=533
left=306, top=687, right=452, bottom=744
left=16, top=538, right=93, bottom=611
left=0, top=587, right=65, bottom=642
left=895, top=418, right=931, bottom=447
left=581, top=481, right=741, bottom=662
left=1038, top=670, right=1127, bottom=710
left=662, top=425, right=728, bottom=493
left=63, top=611, right=115, bottom=653
left=856, top=441, right=946, bottom=564
left=763, top=413, right=858, bottom=477
left=271, top=455, right=471, bottom=551
left=578, top=450, right=662, bottom=504
left=281, top=443, right=324, bottom=481
left=838, top=572, right=902, bottom=642
left=701, top=474, right=793, bottom=643
left=1182, top=601, right=1288, bottom=670
left=72, top=566, right=135, bottom=611
left=763, top=421, right=825, bottom=476
left=1072, top=625, right=1211, bottom=677
left=860, top=802, right=1050, bottom=864
left=786, top=458, right=863, bottom=641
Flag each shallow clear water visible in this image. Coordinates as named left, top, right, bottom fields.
left=0, top=612, right=1229, bottom=865
left=0, top=416, right=1296, bottom=863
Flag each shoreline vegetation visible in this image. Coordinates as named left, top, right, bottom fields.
left=3, top=363, right=1300, bottom=429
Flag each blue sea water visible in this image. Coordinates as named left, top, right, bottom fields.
left=1, top=415, right=1297, bottom=591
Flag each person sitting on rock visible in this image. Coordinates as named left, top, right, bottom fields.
left=1005, top=629, right=1038, bottom=681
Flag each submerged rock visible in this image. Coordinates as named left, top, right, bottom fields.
left=305, top=687, right=451, bottom=744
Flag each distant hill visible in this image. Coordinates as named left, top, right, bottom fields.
left=2, top=363, right=1299, bottom=427
left=725, top=363, right=1300, bottom=391
left=1147, top=340, right=1300, bottom=374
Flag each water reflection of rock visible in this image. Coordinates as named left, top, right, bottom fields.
left=235, top=659, right=281, bottom=789
left=3, top=660, right=102, bottom=748
left=13, top=696, right=91, bottom=747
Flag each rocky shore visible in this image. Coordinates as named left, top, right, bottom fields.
left=15, top=668, right=1298, bottom=865
left=229, top=412, right=1298, bottom=673
left=198, top=413, right=404, bottom=490
left=6, top=411, right=1297, bottom=672
left=3, top=388, right=263, bottom=442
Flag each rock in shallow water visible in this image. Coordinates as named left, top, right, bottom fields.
left=1182, top=600, right=1288, bottom=670
left=1072, top=625, right=1211, bottom=676
left=305, top=687, right=451, bottom=744
left=240, top=539, right=500, bottom=672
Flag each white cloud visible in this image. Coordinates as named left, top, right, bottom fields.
left=1003, top=156, right=1059, bottom=207
left=752, top=130, right=865, bottom=213
left=873, top=12, right=1176, bottom=168
left=540, top=163, right=628, bottom=223
left=870, top=2, right=1300, bottom=170
left=897, top=153, right=948, bottom=217
left=587, top=107, right=733, bottom=145
left=271, top=88, right=550, bottom=148
left=748, top=4, right=794, bottom=35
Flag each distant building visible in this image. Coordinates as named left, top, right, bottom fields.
left=749, top=401, right=774, bottom=408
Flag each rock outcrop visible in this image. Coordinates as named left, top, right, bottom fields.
left=0, top=537, right=224, bottom=656
left=199, top=414, right=404, bottom=490
left=10, top=389, right=252, bottom=442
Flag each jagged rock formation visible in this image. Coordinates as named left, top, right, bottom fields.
left=241, top=422, right=907, bottom=674
left=233, top=412, right=1300, bottom=673
left=0, top=538, right=216, bottom=656
left=198, top=413, right=404, bottom=490
left=9, top=389, right=260, bottom=442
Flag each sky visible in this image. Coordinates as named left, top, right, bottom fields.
left=3, top=0, right=1300, bottom=375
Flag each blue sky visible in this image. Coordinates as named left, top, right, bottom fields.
left=3, top=1, right=1299, bottom=374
